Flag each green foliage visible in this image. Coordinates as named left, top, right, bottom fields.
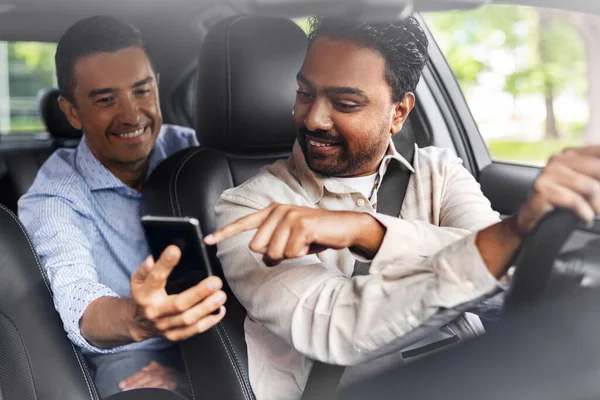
left=426, top=6, right=526, bottom=89
left=486, top=139, right=580, bottom=165
left=441, top=46, right=485, bottom=88
left=295, top=17, right=311, bottom=35
left=504, top=11, right=585, bottom=97
left=426, top=6, right=586, bottom=95
left=426, top=5, right=590, bottom=147
left=8, top=42, right=56, bottom=72
left=0, top=41, right=56, bottom=133
left=9, top=115, right=45, bottom=133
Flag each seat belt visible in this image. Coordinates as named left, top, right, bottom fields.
left=301, top=155, right=414, bottom=400
left=351, top=159, right=412, bottom=276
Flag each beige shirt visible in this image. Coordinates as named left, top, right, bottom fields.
left=215, top=140, right=502, bottom=400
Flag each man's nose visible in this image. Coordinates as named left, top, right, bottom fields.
left=119, top=98, right=141, bottom=126
left=304, top=100, right=333, bottom=132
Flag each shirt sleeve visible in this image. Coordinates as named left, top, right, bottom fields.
left=439, top=158, right=501, bottom=231
left=215, top=192, right=503, bottom=366
left=19, top=193, right=122, bottom=353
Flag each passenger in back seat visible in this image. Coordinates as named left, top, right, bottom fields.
left=18, top=16, right=226, bottom=399
left=208, top=17, right=600, bottom=399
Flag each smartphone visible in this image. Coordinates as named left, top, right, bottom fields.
left=141, top=215, right=214, bottom=295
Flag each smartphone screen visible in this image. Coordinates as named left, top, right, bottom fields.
left=141, top=216, right=214, bottom=295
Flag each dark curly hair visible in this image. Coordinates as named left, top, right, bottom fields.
left=308, top=16, right=429, bottom=102
left=56, top=16, right=154, bottom=105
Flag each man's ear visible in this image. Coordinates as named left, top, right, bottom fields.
left=390, top=92, right=415, bottom=135
left=57, top=95, right=83, bottom=130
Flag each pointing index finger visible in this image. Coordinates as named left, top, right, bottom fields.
left=205, top=206, right=275, bottom=245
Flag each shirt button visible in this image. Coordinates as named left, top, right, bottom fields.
left=357, top=198, right=366, bottom=208
left=465, top=280, right=475, bottom=291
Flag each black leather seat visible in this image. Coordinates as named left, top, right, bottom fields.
left=38, top=87, right=83, bottom=145
left=0, top=88, right=81, bottom=213
left=0, top=203, right=185, bottom=400
left=142, top=15, right=308, bottom=400
left=0, top=203, right=98, bottom=400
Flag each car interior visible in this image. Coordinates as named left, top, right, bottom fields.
left=0, top=0, right=599, bottom=399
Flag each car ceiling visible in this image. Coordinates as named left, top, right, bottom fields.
left=0, top=0, right=596, bottom=125
left=0, top=0, right=241, bottom=124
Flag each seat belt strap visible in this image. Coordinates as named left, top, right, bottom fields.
left=352, top=159, right=412, bottom=276
left=301, top=158, right=413, bottom=400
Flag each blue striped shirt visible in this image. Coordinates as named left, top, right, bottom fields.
left=18, top=124, right=198, bottom=354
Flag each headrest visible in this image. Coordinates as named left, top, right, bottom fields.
left=195, top=15, right=307, bottom=153
left=38, top=88, right=83, bottom=140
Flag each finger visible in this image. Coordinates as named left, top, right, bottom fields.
left=131, top=256, right=154, bottom=287
left=163, top=306, right=226, bottom=342
left=121, top=371, right=158, bottom=391
left=562, top=146, right=600, bottom=158
left=120, top=361, right=170, bottom=390
left=249, top=205, right=291, bottom=253
left=552, top=151, right=600, bottom=181
left=549, top=162, right=600, bottom=212
left=134, top=367, right=177, bottom=391
left=262, top=255, right=282, bottom=267
left=543, top=180, right=595, bottom=223
left=144, top=245, right=181, bottom=290
left=284, top=225, right=316, bottom=259
left=155, top=290, right=227, bottom=331
left=263, top=243, right=324, bottom=266
left=589, top=192, right=600, bottom=217
left=153, top=276, right=223, bottom=317
left=142, top=361, right=161, bottom=372
left=119, top=368, right=151, bottom=390
left=263, top=213, right=296, bottom=262
left=539, top=162, right=600, bottom=218
left=204, top=205, right=277, bottom=245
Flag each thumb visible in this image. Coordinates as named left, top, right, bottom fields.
left=131, top=256, right=154, bottom=288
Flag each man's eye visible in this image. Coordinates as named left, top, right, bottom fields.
left=296, top=90, right=313, bottom=100
left=335, top=102, right=360, bottom=111
left=96, top=97, right=114, bottom=106
left=135, top=89, right=151, bottom=96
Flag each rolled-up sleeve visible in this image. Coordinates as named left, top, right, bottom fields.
left=372, top=214, right=498, bottom=304
left=216, top=192, right=502, bottom=366
left=19, top=194, right=121, bottom=353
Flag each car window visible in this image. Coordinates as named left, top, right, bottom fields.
left=0, top=41, right=57, bottom=135
left=424, top=6, right=600, bottom=166
left=295, top=17, right=310, bottom=34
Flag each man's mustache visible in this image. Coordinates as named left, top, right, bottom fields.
left=298, top=126, right=341, bottom=143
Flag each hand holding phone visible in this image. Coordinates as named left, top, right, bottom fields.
left=129, top=244, right=227, bottom=342
left=142, top=216, right=215, bottom=295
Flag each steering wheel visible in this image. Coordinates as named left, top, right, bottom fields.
left=504, top=208, right=583, bottom=312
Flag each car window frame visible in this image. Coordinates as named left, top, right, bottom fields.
left=415, top=13, right=492, bottom=178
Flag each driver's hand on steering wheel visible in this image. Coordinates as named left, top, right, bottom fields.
left=517, top=146, right=600, bottom=234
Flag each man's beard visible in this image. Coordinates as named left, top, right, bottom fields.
left=297, top=126, right=382, bottom=177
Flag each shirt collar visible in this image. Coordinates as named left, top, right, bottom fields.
left=292, top=138, right=415, bottom=205
left=75, top=137, right=126, bottom=191
left=75, top=134, right=165, bottom=192
left=147, top=137, right=166, bottom=179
